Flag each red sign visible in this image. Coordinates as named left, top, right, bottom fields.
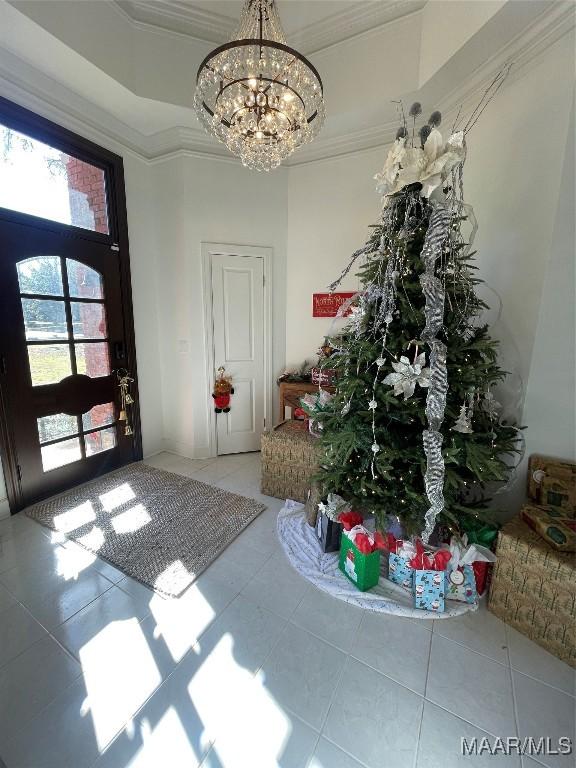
left=313, top=292, right=355, bottom=318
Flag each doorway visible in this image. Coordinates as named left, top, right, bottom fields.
left=203, top=243, right=272, bottom=456
left=0, top=98, right=141, bottom=511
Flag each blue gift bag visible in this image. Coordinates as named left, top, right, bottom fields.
left=388, top=552, right=414, bottom=590
left=445, top=564, right=477, bottom=603
left=413, top=569, right=445, bottom=612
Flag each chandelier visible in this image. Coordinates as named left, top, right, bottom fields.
left=194, top=0, right=325, bottom=171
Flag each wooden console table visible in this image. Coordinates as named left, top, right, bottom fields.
left=278, top=381, right=335, bottom=423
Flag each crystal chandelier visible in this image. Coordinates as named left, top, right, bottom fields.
left=194, top=0, right=325, bottom=171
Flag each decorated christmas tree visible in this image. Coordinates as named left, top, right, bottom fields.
left=311, top=92, right=520, bottom=541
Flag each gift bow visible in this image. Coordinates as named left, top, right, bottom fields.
left=409, top=540, right=451, bottom=571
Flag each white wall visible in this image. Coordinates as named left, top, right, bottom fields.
left=152, top=155, right=288, bottom=459
left=122, top=154, right=164, bottom=457
left=520, top=93, right=575, bottom=463
left=286, top=147, right=382, bottom=367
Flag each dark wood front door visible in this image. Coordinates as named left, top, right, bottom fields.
left=0, top=98, right=141, bottom=511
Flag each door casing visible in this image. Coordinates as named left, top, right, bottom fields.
left=0, top=96, right=142, bottom=512
left=202, top=242, right=273, bottom=458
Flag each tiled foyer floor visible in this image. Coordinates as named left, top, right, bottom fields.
left=0, top=451, right=574, bottom=768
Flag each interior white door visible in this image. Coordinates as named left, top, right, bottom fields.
left=211, top=253, right=265, bottom=454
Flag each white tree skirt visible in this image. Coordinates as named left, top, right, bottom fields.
left=277, top=501, right=477, bottom=620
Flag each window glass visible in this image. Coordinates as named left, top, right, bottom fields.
left=28, top=344, right=72, bottom=386
left=75, top=343, right=110, bottom=378
left=85, top=427, right=116, bottom=457
left=71, top=302, right=107, bottom=339
left=1, top=123, right=109, bottom=233
left=67, top=260, right=104, bottom=299
left=21, top=299, right=68, bottom=341
left=17, top=256, right=63, bottom=296
left=41, top=437, right=82, bottom=472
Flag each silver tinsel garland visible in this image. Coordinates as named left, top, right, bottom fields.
left=418, top=203, right=452, bottom=542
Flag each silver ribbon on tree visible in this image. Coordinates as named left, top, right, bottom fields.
left=419, top=202, right=451, bottom=542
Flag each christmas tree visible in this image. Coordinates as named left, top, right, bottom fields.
left=312, top=99, right=519, bottom=540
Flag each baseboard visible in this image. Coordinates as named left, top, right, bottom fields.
left=161, top=437, right=215, bottom=461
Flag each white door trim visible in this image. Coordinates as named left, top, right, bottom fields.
left=202, top=242, right=273, bottom=458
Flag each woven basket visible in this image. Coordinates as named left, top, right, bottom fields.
left=261, top=421, right=321, bottom=503
left=488, top=516, right=576, bottom=667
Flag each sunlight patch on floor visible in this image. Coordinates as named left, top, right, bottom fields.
left=80, top=618, right=163, bottom=751
left=77, top=525, right=106, bottom=552
left=149, top=586, right=216, bottom=663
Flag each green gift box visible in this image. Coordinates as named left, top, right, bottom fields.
left=339, top=534, right=381, bottom=592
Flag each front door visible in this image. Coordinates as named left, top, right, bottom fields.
left=211, top=253, right=265, bottom=455
left=0, top=98, right=140, bottom=511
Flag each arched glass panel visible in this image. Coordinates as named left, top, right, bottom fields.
left=67, top=259, right=104, bottom=299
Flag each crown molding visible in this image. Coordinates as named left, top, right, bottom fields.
left=113, top=1, right=236, bottom=44
left=0, top=1, right=572, bottom=168
left=112, top=0, right=427, bottom=54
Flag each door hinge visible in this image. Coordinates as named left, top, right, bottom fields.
left=0, top=355, right=6, bottom=375
left=263, top=417, right=266, bottom=428
left=16, top=464, right=22, bottom=483
left=262, top=274, right=265, bottom=287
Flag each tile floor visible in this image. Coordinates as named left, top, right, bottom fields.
left=0, top=451, right=574, bottom=768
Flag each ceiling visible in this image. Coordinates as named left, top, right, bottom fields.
left=115, top=1, right=428, bottom=53
left=0, top=1, right=571, bottom=164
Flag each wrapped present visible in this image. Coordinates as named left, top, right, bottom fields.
left=521, top=504, right=576, bottom=552
left=409, top=541, right=451, bottom=612
left=527, top=454, right=576, bottom=515
left=488, top=516, right=576, bottom=667
left=338, top=524, right=385, bottom=591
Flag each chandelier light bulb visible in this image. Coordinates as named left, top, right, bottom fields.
left=194, top=0, right=325, bottom=171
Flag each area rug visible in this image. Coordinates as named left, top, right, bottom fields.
left=277, top=501, right=476, bottom=619
left=25, top=462, right=266, bottom=598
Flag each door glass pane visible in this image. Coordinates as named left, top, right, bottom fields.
left=28, top=344, right=72, bottom=386
left=67, top=260, right=104, bottom=299
left=37, top=413, right=78, bottom=443
left=71, top=302, right=107, bottom=339
left=21, top=299, right=68, bottom=340
left=85, top=427, right=116, bottom=457
left=82, top=403, right=115, bottom=431
left=75, top=343, right=110, bottom=378
left=41, top=437, right=82, bottom=472
left=0, top=123, right=109, bottom=233
left=17, top=256, right=63, bottom=296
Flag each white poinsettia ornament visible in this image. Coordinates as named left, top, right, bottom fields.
left=383, top=352, right=431, bottom=399
left=374, top=106, right=466, bottom=205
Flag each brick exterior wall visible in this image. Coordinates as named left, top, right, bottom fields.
left=64, top=156, right=114, bottom=448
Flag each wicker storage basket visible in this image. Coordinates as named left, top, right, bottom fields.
left=488, top=516, right=576, bottom=667
left=260, top=421, right=321, bottom=503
